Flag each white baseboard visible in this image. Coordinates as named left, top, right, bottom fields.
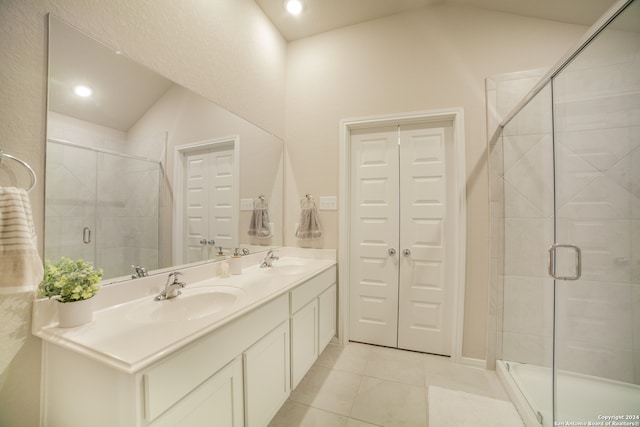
left=458, top=356, right=487, bottom=370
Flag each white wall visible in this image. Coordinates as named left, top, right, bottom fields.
left=0, top=1, right=285, bottom=425
left=283, top=3, right=587, bottom=360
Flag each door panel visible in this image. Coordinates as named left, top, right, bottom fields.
left=185, top=151, right=209, bottom=263
left=349, top=126, right=400, bottom=347
left=551, top=3, right=640, bottom=422
left=209, top=150, right=235, bottom=249
left=398, top=124, right=452, bottom=355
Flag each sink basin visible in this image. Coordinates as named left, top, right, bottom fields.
left=263, top=259, right=309, bottom=275
left=127, top=286, right=246, bottom=323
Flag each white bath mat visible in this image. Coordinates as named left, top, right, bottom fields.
left=428, top=386, right=524, bottom=427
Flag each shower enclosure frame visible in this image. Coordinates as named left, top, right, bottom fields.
left=488, top=0, right=639, bottom=425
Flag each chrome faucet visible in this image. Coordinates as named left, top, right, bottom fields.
left=155, top=271, right=186, bottom=300
left=260, top=250, right=279, bottom=268
left=131, top=265, right=148, bottom=279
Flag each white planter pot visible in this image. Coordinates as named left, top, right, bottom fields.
left=57, top=298, right=94, bottom=328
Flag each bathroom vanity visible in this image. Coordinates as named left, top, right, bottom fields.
left=33, top=250, right=336, bottom=427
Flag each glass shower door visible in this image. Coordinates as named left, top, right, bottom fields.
left=45, top=141, right=97, bottom=265
left=551, top=0, right=640, bottom=423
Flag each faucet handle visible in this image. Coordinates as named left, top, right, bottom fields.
left=168, top=271, right=183, bottom=282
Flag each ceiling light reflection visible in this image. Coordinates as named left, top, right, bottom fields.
left=285, top=0, right=303, bottom=15
left=74, top=85, right=93, bottom=97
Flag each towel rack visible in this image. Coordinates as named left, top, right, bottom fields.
left=0, top=150, right=37, bottom=192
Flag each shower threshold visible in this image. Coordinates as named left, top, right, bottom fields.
left=497, top=360, right=640, bottom=427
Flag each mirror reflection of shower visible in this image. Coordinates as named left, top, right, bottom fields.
left=45, top=139, right=162, bottom=280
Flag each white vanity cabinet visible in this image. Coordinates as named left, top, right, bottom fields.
left=289, top=266, right=337, bottom=388
left=39, top=259, right=337, bottom=427
left=42, top=293, right=289, bottom=427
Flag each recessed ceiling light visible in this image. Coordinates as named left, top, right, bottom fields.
left=285, top=0, right=303, bottom=15
left=74, top=85, right=93, bottom=97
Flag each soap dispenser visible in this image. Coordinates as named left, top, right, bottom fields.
left=230, top=248, right=242, bottom=275
left=216, top=247, right=230, bottom=278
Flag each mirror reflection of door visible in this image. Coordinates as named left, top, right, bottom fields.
left=183, top=143, right=236, bottom=263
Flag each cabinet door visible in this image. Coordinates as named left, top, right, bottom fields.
left=149, top=358, right=243, bottom=427
left=291, top=299, right=318, bottom=389
left=243, top=320, right=290, bottom=427
left=318, top=283, right=337, bottom=352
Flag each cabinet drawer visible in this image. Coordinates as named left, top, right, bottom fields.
left=143, top=294, right=288, bottom=422
left=290, top=266, right=336, bottom=313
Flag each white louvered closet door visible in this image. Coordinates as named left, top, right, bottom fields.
left=350, top=122, right=453, bottom=356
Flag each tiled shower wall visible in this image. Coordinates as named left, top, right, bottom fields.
left=488, top=26, right=640, bottom=384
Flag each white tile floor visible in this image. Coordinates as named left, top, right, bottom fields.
left=269, top=341, right=512, bottom=427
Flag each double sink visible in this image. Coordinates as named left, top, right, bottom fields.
left=127, top=257, right=311, bottom=324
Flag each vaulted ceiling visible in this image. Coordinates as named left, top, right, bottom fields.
left=49, top=0, right=620, bottom=131
left=255, top=0, right=619, bottom=41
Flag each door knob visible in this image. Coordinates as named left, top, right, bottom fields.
left=403, top=249, right=411, bottom=256
left=200, top=239, right=207, bottom=245
left=388, top=248, right=396, bottom=256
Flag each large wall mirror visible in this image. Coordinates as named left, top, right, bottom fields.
left=45, top=15, right=283, bottom=284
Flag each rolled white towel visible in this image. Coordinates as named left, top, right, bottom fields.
left=0, top=187, right=44, bottom=294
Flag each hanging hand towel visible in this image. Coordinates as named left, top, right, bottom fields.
left=295, top=197, right=322, bottom=240
left=248, top=197, right=272, bottom=238
left=0, top=187, right=44, bottom=294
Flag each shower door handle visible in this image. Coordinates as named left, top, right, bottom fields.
left=548, top=244, right=582, bottom=280
left=82, top=227, right=91, bottom=244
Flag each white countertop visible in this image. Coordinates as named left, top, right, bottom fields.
left=34, top=253, right=336, bottom=374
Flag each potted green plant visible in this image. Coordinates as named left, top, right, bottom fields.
left=39, top=258, right=103, bottom=327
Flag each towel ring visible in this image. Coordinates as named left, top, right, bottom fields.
left=0, top=150, right=37, bottom=192
left=255, top=195, right=267, bottom=208
left=300, top=193, right=315, bottom=208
